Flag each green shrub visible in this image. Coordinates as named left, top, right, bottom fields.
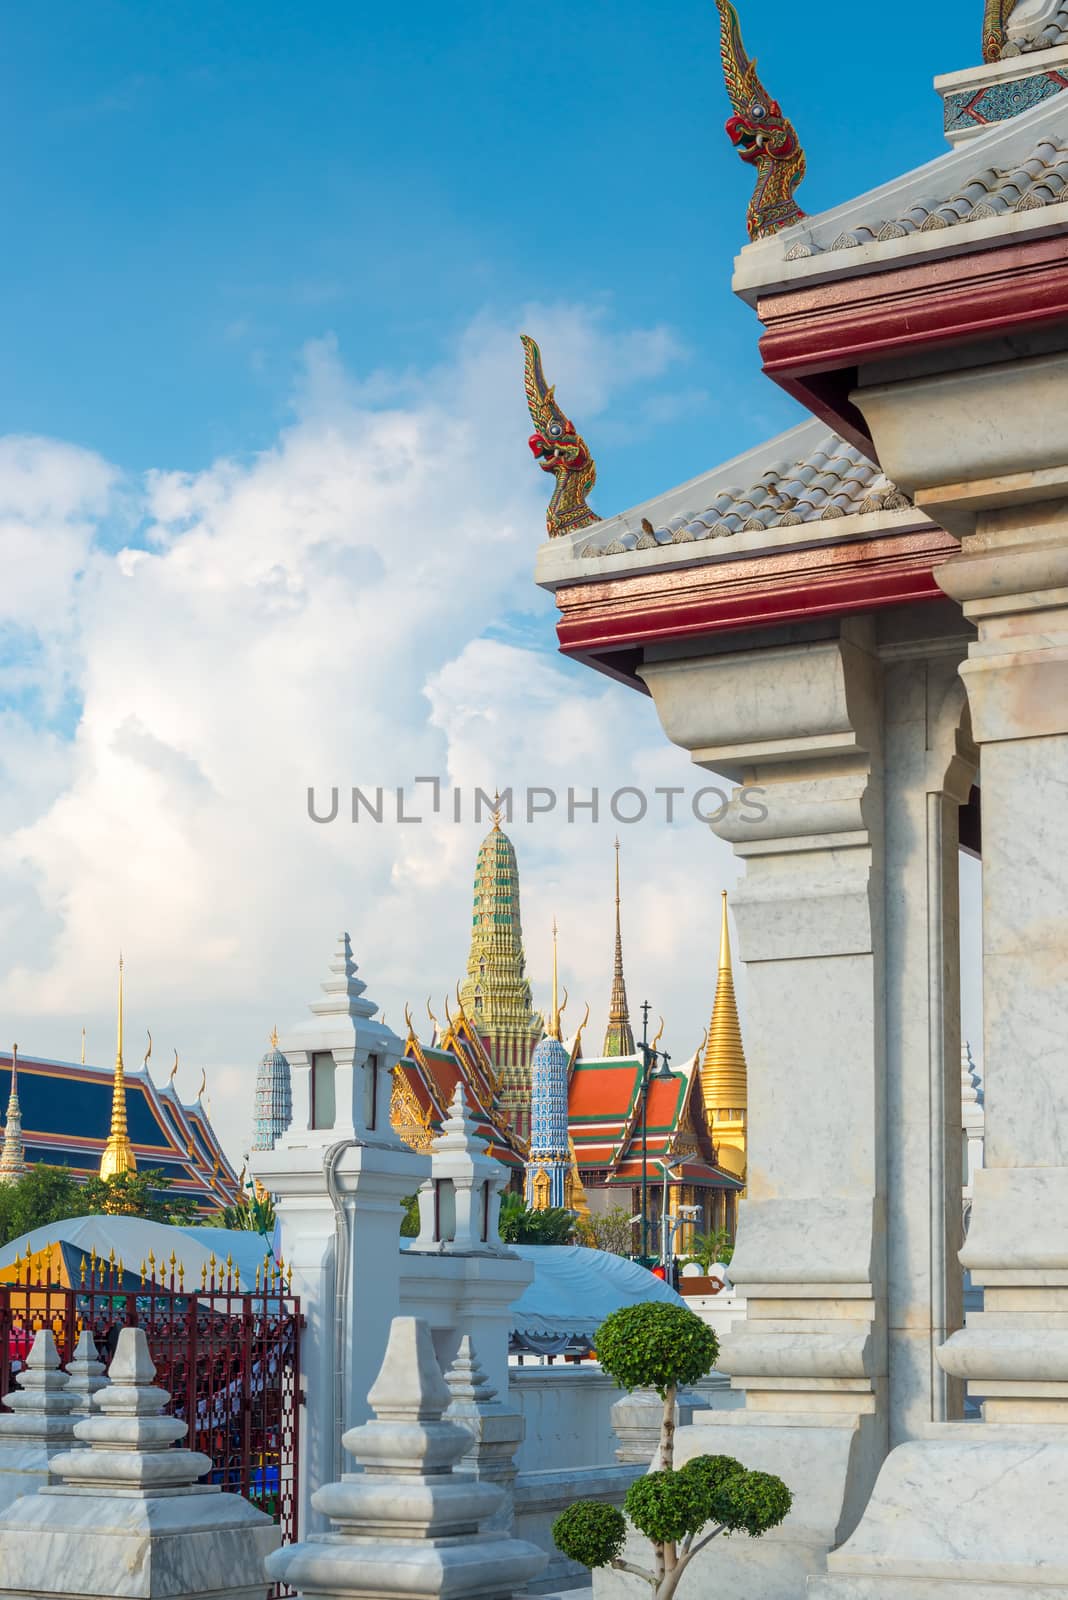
left=674, top=1452, right=745, bottom=1507
left=713, top=1469, right=793, bottom=1538
left=626, top=1469, right=710, bottom=1545
left=552, top=1501, right=626, bottom=1569
left=596, top=1301, right=719, bottom=1398
left=498, top=1192, right=576, bottom=1244
left=553, top=1302, right=790, bottom=1596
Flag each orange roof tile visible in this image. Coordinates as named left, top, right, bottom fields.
left=568, top=1059, right=640, bottom=1120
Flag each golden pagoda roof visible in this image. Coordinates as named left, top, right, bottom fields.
left=100, top=956, right=138, bottom=1181
left=701, top=893, right=748, bottom=1114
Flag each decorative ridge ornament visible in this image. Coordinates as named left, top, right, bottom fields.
left=983, top=0, right=1019, bottom=60
left=521, top=334, right=600, bottom=539
left=715, top=0, right=807, bottom=241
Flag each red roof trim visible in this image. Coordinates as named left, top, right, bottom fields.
left=756, top=234, right=1068, bottom=451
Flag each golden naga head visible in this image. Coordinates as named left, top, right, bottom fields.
left=521, top=334, right=600, bottom=539
left=715, top=0, right=807, bottom=241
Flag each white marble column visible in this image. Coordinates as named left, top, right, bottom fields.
left=935, top=507, right=1068, bottom=1422
left=881, top=649, right=975, bottom=1440
left=633, top=622, right=889, bottom=1595
left=807, top=322, right=1068, bottom=1597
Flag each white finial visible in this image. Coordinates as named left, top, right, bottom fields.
left=365, top=1317, right=454, bottom=1425
left=444, top=1335, right=498, bottom=1405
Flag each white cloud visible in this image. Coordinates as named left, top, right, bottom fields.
left=0, top=308, right=740, bottom=1163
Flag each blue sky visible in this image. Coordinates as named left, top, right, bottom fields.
left=5, top=1, right=974, bottom=493
left=0, top=3, right=986, bottom=1155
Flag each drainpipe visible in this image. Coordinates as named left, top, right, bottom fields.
left=324, top=1139, right=357, bottom=1482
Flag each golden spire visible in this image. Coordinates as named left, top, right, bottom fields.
left=547, top=919, right=562, bottom=1041
left=81, top=1026, right=86, bottom=1065
left=701, top=893, right=748, bottom=1155
left=100, top=955, right=137, bottom=1180
left=270, top=1025, right=279, bottom=1050
left=602, top=839, right=635, bottom=1056
left=492, top=790, right=502, bottom=832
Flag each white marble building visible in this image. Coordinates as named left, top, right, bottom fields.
left=534, top=5, right=1068, bottom=1594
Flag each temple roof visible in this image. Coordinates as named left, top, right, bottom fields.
left=733, top=91, right=1068, bottom=300
left=0, top=1050, right=239, bottom=1207
left=567, top=1051, right=741, bottom=1191
left=536, top=416, right=927, bottom=589
left=1000, top=0, right=1068, bottom=54
left=395, top=1013, right=528, bottom=1171
left=790, top=131, right=1068, bottom=259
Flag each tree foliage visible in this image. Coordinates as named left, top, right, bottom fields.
left=81, top=1169, right=201, bottom=1225
left=0, top=1164, right=202, bottom=1248
left=681, top=1228, right=734, bottom=1273
left=498, top=1192, right=576, bottom=1245
left=217, top=1190, right=276, bottom=1234
left=0, top=1165, right=89, bottom=1248
left=400, top=1192, right=421, bottom=1238
left=576, top=1205, right=635, bottom=1256
left=552, top=1303, right=791, bottom=1598
left=596, top=1301, right=719, bottom=1399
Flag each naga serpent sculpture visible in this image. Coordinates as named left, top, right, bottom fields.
left=715, top=0, right=807, bottom=242
left=521, top=334, right=600, bottom=539
left=983, top=0, right=1019, bottom=60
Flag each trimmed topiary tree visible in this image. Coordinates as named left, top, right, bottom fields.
left=553, top=1301, right=792, bottom=1598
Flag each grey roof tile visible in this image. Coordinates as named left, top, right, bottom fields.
left=1002, top=0, right=1068, bottom=53
left=799, top=133, right=1068, bottom=256
left=577, top=430, right=913, bottom=561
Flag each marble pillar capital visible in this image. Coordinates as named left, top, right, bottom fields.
left=935, top=511, right=1068, bottom=743
left=854, top=347, right=1068, bottom=537
left=638, top=625, right=880, bottom=786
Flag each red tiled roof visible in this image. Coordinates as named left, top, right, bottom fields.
left=641, top=1074, right=687, bottom=1132
left=567, top=1047, right=728, bottom=1189
left=601, top=1158, right=740, bottom=1189
left=568, top=1058, right=641, bottom=1120
left=399, top=1035, right=526, bottom=1169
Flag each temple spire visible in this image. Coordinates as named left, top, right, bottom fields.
left=0, top=1043, right=27, bottom=1185
left=602, top=840, right=635, bottom=1056
left=527, top=924, right=573, bottom=1210
left=100, top=955, right=137, bottom=1180
left=546, top=919, right=567, bottom=1041
left=701, top=892, right=748, bottom=1181
left=458, top=815, right=543, bottom=1140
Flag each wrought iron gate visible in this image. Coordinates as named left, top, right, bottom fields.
left=0, top=1250, right=302, bottom=1548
